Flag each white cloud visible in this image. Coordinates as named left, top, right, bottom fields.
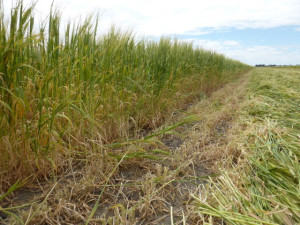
left=179, top=29, right=212, bottom=36
left=187, top=39, right=240, bottom=52
left=183, top=37, right=300, bottom=65
left=223, top=40, right=239, bottom=46
left=213, top=44, right=300, bottom=65
left=5, top=0, right=300, bottom=36
left=3, top=0, right=300, bottom=65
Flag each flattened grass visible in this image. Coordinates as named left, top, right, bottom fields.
left=193, top=67, right=300, bottom=224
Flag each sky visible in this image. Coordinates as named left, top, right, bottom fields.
left=3, top=0, right=300, bottom=65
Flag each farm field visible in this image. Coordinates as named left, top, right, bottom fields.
left=2, top=65, right=300, bottom=224
left=1, top=2, right=300, bottom=225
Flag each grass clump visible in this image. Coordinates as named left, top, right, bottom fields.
left=0, top=1, right=250, bottom=192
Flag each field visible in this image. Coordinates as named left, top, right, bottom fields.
left=1, top=2, right=299, bottom=225
left=192, top=67, right=300, bottom=224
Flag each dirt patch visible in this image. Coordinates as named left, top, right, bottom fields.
left=13, top=188, right=42, bottom=203
left=161, top=135, right=184, bottom=150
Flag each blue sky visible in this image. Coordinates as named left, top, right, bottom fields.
left=4, top=0, right=300, bottom=65
left=178, top=26, right=300, bottom=46
left=176, top=26, right=300, bottom=65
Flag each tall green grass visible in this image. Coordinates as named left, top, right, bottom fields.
left=0, top=1, right=251, bottom=188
